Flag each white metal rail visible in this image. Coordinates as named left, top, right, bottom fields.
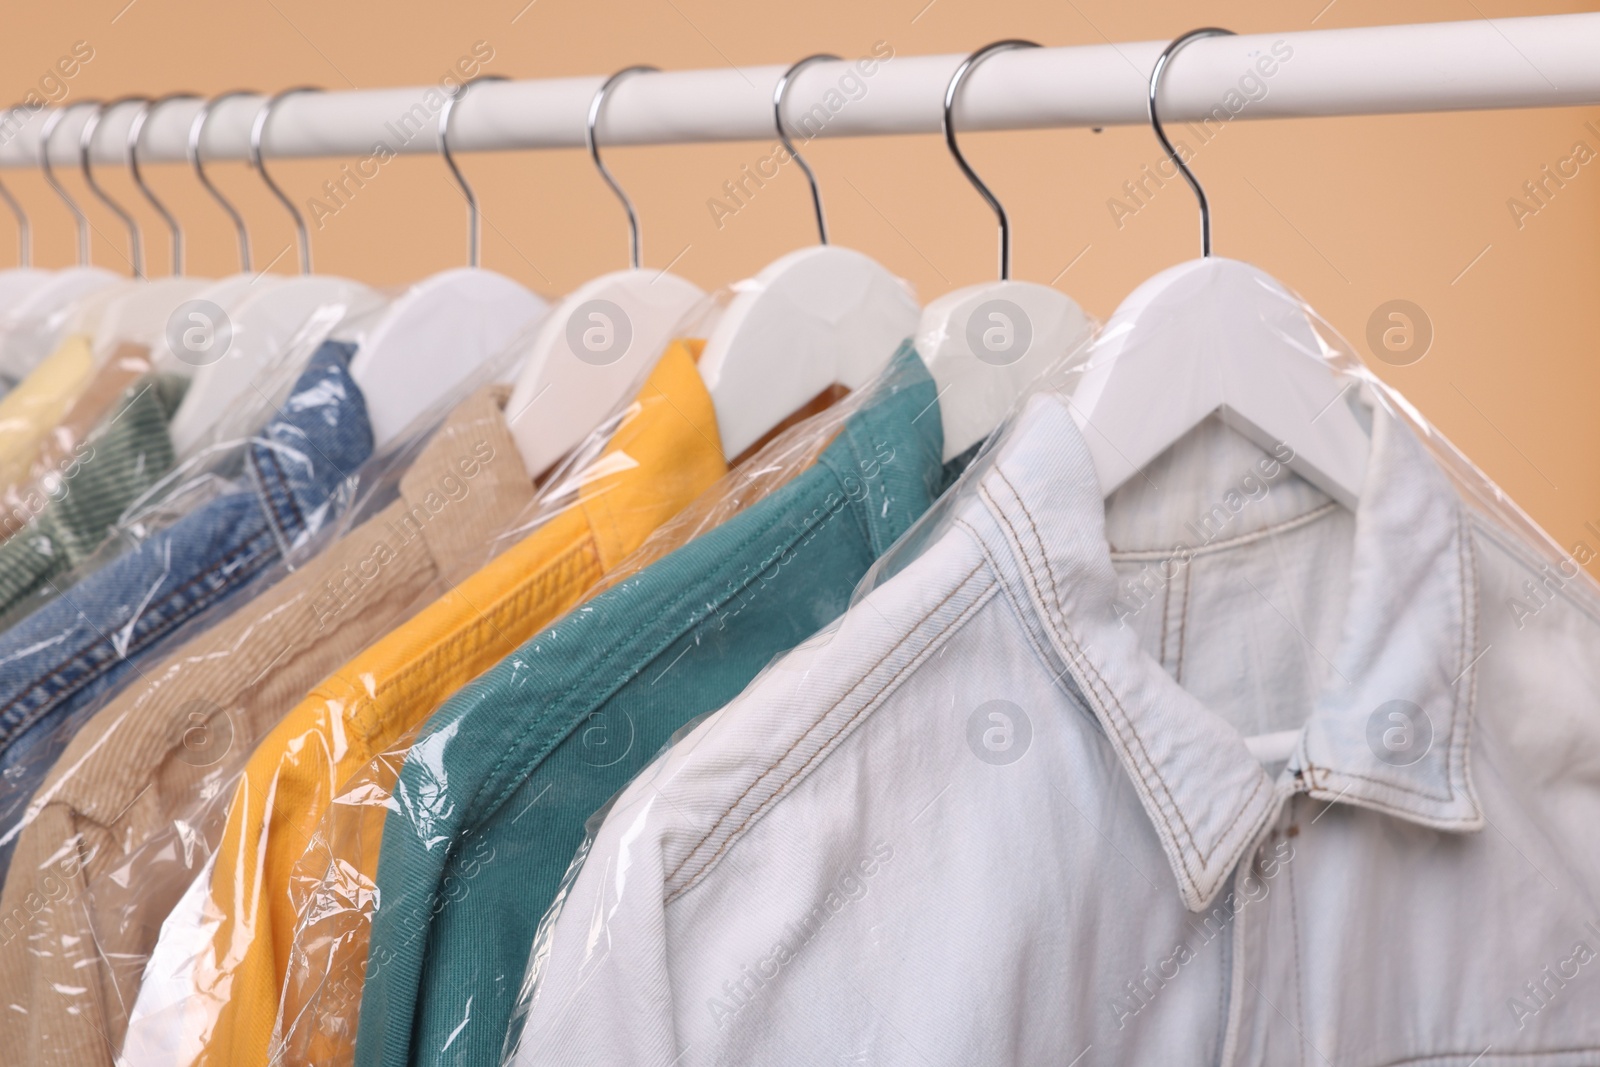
left=2, top=13, right=1598, bottom=168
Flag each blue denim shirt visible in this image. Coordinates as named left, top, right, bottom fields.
left=0, top=340, right=373, bottom=877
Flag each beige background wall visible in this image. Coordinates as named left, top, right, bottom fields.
left=2, top=0, right=1597, bottom=568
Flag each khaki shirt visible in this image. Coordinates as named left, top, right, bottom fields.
left=0, top=382, right=535, bottom=1067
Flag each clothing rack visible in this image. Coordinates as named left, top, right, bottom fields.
left=2, top=13, right=1598, bottom=168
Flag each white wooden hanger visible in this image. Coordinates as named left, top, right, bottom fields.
left=914, top=40, right=1093, bottom=462
left=344, top=76, right=548, bottom=449
left=1069, top=28, right=1369, bottom=510
left=170, top=87, right=285, bottom=336
left=0, top=102, right=123, bottom=380
left=124, top=92, right=271, bottom=382
left=0, top=118, right=101, bottom=368
left=695, top=54, right=920, bottom=460
left=76, top=98, right=215, bottom=362
left=505, top=66, right=704, bottom=479
left=171, top=276, right=383, bottom=453
left=0, top=135, right=49, bottom=314
left=168, top=89, right=384, bottom=454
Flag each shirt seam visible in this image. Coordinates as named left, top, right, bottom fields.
left=1107, top=500, right=1341, bottom=561
left=249, top=435, right=311, bottom=543
left=664, top=557, right=994, bottom=898
left=465, top=475, right=879, bottom=837
left=951, top=515, right=1091, bottom=726
left=1366, top=1048, right=1600, bottom=1066
left=984, top=467, right=1278, bottom=901
left=325, top=535, right=602, bottom=754
left=982, top=468, right=1211, bottom=871
left=0, top=522, right=280, bottom=747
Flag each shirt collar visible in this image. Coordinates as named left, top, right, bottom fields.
left=245, top=339, right=373, bottom=554
left=817, top=341, right=949, bottom=557
left=395, top=383, right=532, bottom=572
left=568, top=338, right=728, bottom=572
left=967, top=387, right=1483, bottom=911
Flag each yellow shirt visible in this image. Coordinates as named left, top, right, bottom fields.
left=0, top=333, right=95, bottom=490
left=175, top=343, right=725, bottom=1067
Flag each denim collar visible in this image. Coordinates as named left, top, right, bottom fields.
left=245, top=339, right=372, bottom=555
left=967, top=389, right=1482, bottom=911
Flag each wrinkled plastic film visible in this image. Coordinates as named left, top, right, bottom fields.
left=855, top=263, right=1600, bottom=617
left=0, top=278, right=116, bottom=390
left=110, top=297, right=729, bottom=1067
left=503, top=268, right=1600, bottom=1067
left=109, top=296, right=380, bottom=564
left=0, top=298, right=362, bottom=630
left=0, top=298, right=533, bottom=1067
left=503, top=707, right=714, bottom=1066
left=269, top=304, right=929, bottom=1067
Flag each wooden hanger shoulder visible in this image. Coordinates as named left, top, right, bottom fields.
left=916, top=279, right=1093, bottom=461
left=505, top=268, right=704, bottom=479
left=348, top=267, right=548, bottom=449
left=0, top=266, right=122, bottom=378
left=92, top=277, right=215, bottom=363
left=696, top=245, right=920, bottom=460
left=1070, top=257, right=1368, bottom=510
left=0, top=269, right=49, bottom=318
left=168, top=274, right=382, bottom=456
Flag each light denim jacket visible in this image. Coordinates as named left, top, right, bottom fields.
left=516, top=390, right=1600, bottom=1066
left=0, top=340, right=372, bottom=878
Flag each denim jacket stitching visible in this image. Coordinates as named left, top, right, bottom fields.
left=666, top=557, right=993, bottom=897
left=249, top=439, right=311, bottom=546
left=0, top=522, right=280, bottom=747
left=984, top=467, right=1278, bottom=903
left=982, top=469, right=1209, bottom=869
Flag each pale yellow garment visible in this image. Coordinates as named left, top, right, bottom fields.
left=0, top=333, right=95, bottom=488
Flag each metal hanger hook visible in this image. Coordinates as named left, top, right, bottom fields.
left=81, top=96, right=149, bottom=278
left=439, top=74, right=507, bottom=269
left=40, top=100, right=100, bottom=267
left=129, top=93, right=199, bottom=276
left=945, top=39, right=1039, bottom=281
left=587, top=66, right=657, bottom=271
left=0, top=107, right=32, bottom=267
left=773, top=54, right=841, bottom=246
left=1149, top=27, right=1235, bottom=258
left=190, top=90, right=259, bottom=273
left=251, top=86, right=321, bottom=274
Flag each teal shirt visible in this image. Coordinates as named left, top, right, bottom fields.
left=355, top=345, right=961, bottom=1067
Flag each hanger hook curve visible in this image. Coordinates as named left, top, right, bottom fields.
left=587, top=66, right=657, bottom=271
left=129, top=93, right=199, bottom=276
left=0, top=107, right=32, bottom=267
left=81, top=97, right=149, bottom=278
left=41, top=101, right=100, bottom=267
left=439, top=74, right=507, bottom=269
left=1149, top=27, right=1235, bottom=258
left=773, top=54, right=841, bottom=246
left=251, top=86, right=320, bottom=274
left=190, top=90, right=258, bottom=273
left=944, top=39, right=1039, bottom=281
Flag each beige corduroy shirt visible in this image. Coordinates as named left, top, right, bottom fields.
left=0, top=383, right=534, bottom=1067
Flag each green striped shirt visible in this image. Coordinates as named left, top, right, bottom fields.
left=0, top=374, right=188, bottom=623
